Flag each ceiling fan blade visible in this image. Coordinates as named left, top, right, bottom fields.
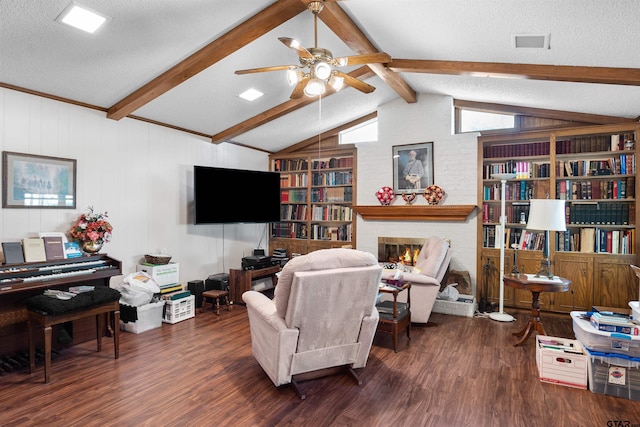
left=278, top=37, right=314, bottom=59
left=290, top=75, right=310, bottom=99
left=333, top=52, right=391, bottom=67
left=235, top=65, right=297, bottom=75
left=334, top=71, right=375, bottom=93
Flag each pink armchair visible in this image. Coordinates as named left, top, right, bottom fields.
left=380, top=237, right=452, bottom=324
left=242, top=248, right=382, bottom=399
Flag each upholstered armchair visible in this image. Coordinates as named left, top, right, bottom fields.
left=242, top=248, right=382, bottom=399
left=380, top=237, right=452, bottom=325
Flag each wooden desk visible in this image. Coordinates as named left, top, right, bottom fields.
left=503, top=275, right=570, bottom=346
left=229, top=265, right=280, bottom=304
left=376, top=282, right=411, bottom=352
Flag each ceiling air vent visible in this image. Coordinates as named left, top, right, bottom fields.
left=512, top=34, right=550, bottom=49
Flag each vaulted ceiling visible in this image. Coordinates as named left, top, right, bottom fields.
left=2, top=0, right=640, bottom=153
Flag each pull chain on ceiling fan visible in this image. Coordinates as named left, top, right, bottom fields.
left=235, top=1, right=391, bottom=99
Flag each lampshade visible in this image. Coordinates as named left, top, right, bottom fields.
left=526, top=199, right=567, bottom=232
left=304, top=77, right=326, bottom=96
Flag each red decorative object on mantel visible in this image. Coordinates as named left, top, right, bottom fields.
left=401, top=192, right=417, bottom=204
left=424, top=185, right=445, bottom=205
left=375, top=186, right=395, bottom=206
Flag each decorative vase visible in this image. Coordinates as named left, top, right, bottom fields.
left=81, top=240, right=103, bottom=254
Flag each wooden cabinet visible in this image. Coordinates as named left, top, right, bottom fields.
left=478, top=123, right=640, bottom=312
left=269, top=146, right=356, bottom=257
left=229, top=265, right=280, bottom=304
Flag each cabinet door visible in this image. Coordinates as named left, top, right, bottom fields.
left=553, top=253, right=593, bottom=312
left=511, top=251, right=550, bottom=309
left=480, top=250, right=514, bottom=307
left=593, top=255, right=637, bottom=308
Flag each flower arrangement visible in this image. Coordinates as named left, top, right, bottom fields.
left=69, top=206, right=113, bottom=243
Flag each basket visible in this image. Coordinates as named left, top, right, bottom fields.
left=145, top=254, right=172, bottom=265
left=162, top=295, right=195, bottom=324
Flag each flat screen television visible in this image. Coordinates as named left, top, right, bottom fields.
left=193, top=165, right=281, bottom=224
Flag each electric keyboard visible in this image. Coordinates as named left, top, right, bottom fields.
left=0, top=254, right=122, bottom=295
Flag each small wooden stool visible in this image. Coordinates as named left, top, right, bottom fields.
left=201, top=290, right=231, bottom=316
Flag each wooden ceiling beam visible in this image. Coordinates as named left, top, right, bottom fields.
left=211, top=67, right=375, bottom=144
left=454, top=99, right=636, bottom=125
left=106, top=0, right=307, bottom=121
left=389, top=59, right=640, bottom=86
left=314, top=1, right=417, bottom=103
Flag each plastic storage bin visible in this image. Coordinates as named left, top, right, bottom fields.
left=120, top=300, right=166, bottom=334
left=163, top=295, right=195, bottom=324
left=586, top=349, right=640, bottom=401
left=631, top=301, right=640, bottom=322
left=571, top=311, right=640, bottom=357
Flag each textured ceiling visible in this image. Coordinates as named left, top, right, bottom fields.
left=2, top=0, right=639, bottom=152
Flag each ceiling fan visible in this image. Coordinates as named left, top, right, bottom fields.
left=235, top=1, right=391, bottom=99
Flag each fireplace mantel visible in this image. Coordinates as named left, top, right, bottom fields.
left=352, top=205, right=476, bottom=221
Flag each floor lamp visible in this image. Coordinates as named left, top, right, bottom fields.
left=490, top=173, right=516, bottom=322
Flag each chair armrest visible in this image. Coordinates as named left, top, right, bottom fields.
left=381, top=270, right=440, bottom=286
left=242, top=291, right=288, bottom=331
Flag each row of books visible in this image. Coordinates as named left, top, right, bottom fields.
left=309, top=223, right=352, bottom=241
left=556, top=228, right=634, bottom=254
left=311, top=171, right=353, bottom=186
left=273, top=158, right=309, bottom=172
left=310, top=205, right=353, bottom=222
left=482, top=161, right=550, bottom=179
left=566, top=202, right=630, bottom=226
left=279, top=173, right=308, bottom=188
left=557, top=178, right=635, bottom=200
left=482, top=226, right=538, bottom=250
left=280, top=204, right=308, bottom=221
left=2, top=237, right=83, bottom=264
left=483, top=133, right=635, bottom=159
left=556, top=133, right=635, bottom=154
left=311, top=157, right=353, bottom=170
left=482, top=202, right=529, bottom=224
left=483, top=180, right=546, bottom=201
left=556, top=154, right=635, bottom=177
left=311, top=186, right=353, bottom=203
left=280, top=189, right=307, bottom=203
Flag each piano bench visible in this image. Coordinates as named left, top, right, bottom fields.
left=25, top=288, right=121, bottom=383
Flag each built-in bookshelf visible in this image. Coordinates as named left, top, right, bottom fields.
left=478, top=123, right=640, bottom=312
left=269, top=147, right=356, bottom=257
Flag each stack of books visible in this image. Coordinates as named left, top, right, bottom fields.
left=271, top=248, right=289, bottom=266
left=590, top=311, right=639, bottom=335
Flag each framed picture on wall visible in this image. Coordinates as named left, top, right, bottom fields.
left=2, top=151, right=77, bottom=208
left=392, top=142, right=434, bottom=193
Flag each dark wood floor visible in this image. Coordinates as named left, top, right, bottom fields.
left=1, top=305, right=639, bottom=426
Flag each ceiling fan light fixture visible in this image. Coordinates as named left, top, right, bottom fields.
left=328, top=73, right=344, bottom=91
left=304, top=78, right=326, bottom=97
left=287, top=69, right=302, bottom=86
left=313, top=62, right=332, bottom=80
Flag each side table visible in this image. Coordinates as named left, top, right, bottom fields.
left=376, top=282, right=411, bottom=352
left=503, top=275, right=570, bottom=346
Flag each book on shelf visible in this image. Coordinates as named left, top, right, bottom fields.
left=22, top=237, right=47, bottom=263
left=43, top=235, right=65, bottom=261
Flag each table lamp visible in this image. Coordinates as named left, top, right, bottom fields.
left=526, top=199, right=566, bottom=279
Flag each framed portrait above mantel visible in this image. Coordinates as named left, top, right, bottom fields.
left=2, top=151, right=76, bottom=209
left=392, top=142, right=434, bottom=193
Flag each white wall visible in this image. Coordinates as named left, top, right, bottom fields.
left=356, top=94, right=481, bottom=293
left=0, top=88, right=269, bottom=283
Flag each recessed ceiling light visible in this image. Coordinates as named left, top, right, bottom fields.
left=55, top=2, right=110, bottom=34
left=238, top=88, right=264, bottom=102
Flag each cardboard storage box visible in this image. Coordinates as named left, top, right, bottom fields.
left=536, top=335, right=588, bottom=389
left=137, top=262, right=179, bottom=287
left=571, top=311, right=640, bottom=357
left=587, top=349, right=640, bottom=401
left=120, top=300, right=166, bottom=334
left=163, top=295, right=195, bottom=324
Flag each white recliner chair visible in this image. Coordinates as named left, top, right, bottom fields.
left=242, top=248, right=382, bottom=399
left=380, top=236, right=452, bottom=325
